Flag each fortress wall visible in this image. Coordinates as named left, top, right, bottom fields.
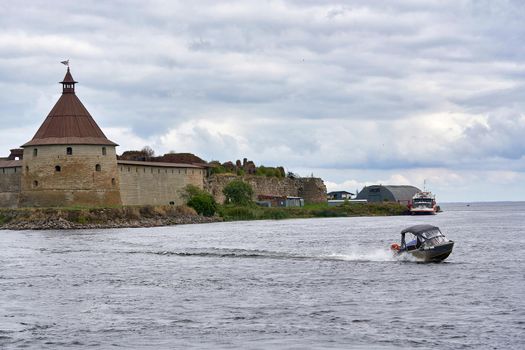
left=19, top=145, right=121, bottom=207
left=0, top=167, right=21, bottom=208
left=295, top=177, right=328, bottom=203
left=205, top=174, right=327, bottom=204
left=118, top=164, right=205, bottom=206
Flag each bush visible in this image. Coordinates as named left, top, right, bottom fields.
left=222, top=180, right=254, bottom=205
left=183, top=185, right=217, bottom=217
left=219, top=206, right=256, bottom=220
left=260, top=209, right=290, bottom=220
left=255, top=166, right=284, bottom=178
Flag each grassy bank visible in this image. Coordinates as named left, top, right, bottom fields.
left=0, top=202, right=409, bottom=229
left=0, top=205, right=218, bottom=230
left=218, top=202, right=409, bottom=221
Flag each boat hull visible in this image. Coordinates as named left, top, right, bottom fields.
left=398, top=241, right=454, bottom=262
left=410, top=208, right=437, bottom=215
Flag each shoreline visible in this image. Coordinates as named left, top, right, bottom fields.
left=0, top=205, right=221, bottom=231
left=0, top=202, right=409, bottom=230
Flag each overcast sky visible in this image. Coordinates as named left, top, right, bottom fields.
left=1, top=0, right=524, bottom=202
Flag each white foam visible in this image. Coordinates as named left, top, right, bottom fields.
left=323, top=249, right=396, bottom=262
left=323, top=248, right=422, bottom=262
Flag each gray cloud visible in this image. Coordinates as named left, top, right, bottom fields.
left=0, top=0, right=524, bottom=200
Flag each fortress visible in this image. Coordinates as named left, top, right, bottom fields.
left=0, top=67, right=207, bottom=208
left=0, top=67, right=326, bottom=208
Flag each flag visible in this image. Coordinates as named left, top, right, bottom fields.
left=61, top=60, right=69, bottom=66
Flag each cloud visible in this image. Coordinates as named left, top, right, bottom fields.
left=0, top=0, right=524, bottom=201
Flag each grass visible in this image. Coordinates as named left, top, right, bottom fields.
left=0, top=204, right=199, bottom=226
left=0, top=202, right=409, bottom=227
left=218, top=202, right=409, bottom=221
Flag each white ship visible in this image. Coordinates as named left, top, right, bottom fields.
left=410, top=191, right=438, bottom=215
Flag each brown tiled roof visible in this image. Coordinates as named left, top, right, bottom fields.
left=22, top=69, right=117, bottom=147
left=0, top=159, right=22, bottom=168
left=117, top=160, right=206, bottom=169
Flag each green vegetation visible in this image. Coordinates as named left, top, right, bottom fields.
left=217, top=202, right=409, bottom=221
left=208, top=163, right=285, bottom=178
left=222, top=180, right=254, bottom=205
left=182, top=185, right=218, bottom=217
left=209, top=163, right=231, bottom=175
left=255, top=166, right=285, bottom=178
left=0, top=213, right=10, bottom=225
left=0, top=198, right=409, bottom=229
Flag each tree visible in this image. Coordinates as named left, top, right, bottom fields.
left=223, top=180, right=254, bottom=205
left=141, top=146, right=155, bottom=158
left=182, top=185, right=217, bottom=217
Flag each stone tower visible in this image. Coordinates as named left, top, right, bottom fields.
left=19, top=67, right=122, bottom=207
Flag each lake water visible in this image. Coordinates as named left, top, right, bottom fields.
left=1, top=202, right=524, bottom=349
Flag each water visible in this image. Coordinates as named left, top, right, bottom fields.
left=1, top=202, right=524, bottom=349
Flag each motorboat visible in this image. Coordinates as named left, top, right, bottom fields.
left=390, top=224, right=454, bottom=262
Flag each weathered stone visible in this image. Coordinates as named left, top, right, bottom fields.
left=245, top=161, right=256, bottom=175
left=118, top=164, right=205, bottom=206
left=19, top=145, right=121, bottom=207
left=205, top=174, right=327, bottom=204
left=0, top=167, right=20, bottom=208
left=222, top=161, right=235, bottom=172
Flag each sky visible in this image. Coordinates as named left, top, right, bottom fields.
left=0, top=0, right=524, bottom=202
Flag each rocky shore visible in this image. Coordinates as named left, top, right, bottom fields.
left=0, top=205, right=221, bottom=230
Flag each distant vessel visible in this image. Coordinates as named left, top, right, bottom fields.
left=410, top=191, right=439, bottom=215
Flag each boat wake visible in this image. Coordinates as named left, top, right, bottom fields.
left=127, top=247, right=418, bottom=263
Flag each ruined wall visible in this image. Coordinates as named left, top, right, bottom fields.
left=19, top=145, right=121, bottom=207
left=118, top=164, right=205, bottom=206
left=295, top=177, right=329, bottom=203
left=205, top=174, right=327, bottom=204
left=0, top=167, right=21, bottom=208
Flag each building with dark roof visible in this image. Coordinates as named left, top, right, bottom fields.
left=356, top=185, right=420, bottom=204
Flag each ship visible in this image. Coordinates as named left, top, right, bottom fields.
left=409, top=191, right=439, bottom=215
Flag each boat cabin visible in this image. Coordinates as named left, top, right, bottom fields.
left=400, top=224, right=448, bottom=251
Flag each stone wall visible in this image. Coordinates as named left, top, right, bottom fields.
left=19, top=145, right=121, bottom=207
left=295, top=177, right=329, bottom=203
left=118, top=163, right=205, bottom=206
left=205, top=174, right=327, bottom=204
left=0, top=167, right=21, bottom=208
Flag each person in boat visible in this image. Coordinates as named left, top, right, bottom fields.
left=391, top=234, right=421, bottom=252
left=405, top=237, right=421, bottom=250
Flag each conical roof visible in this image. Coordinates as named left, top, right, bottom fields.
left=60, top=67, right=78, bottom=84
left=22, top=68, right=117, bottom=147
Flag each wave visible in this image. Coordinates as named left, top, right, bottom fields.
left=126, top=247, right=415, bottom=263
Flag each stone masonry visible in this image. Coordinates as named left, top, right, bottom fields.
left=205, top=174, right=327, bottom=204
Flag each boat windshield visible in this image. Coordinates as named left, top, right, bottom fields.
left=420, top=229, right=448, bottom=246
left=414, top=199, right=432, bottom=205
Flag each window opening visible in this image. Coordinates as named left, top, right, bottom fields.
left=96, top=164, right=101, bottom=172
left=66, top=147, right=73, bottom=155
